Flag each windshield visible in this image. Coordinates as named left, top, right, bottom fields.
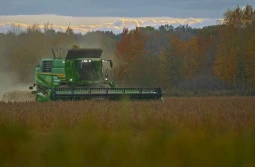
left=80, top=61, right=101, bottom=81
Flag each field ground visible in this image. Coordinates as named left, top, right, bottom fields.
left=164, top=89, right=255, bottom=97
left=0, top=97, right=254, bottom=166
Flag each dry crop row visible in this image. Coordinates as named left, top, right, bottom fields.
left=0, top=97, right=254, bottom=166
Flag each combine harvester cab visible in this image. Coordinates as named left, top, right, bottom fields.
left=29, top=47, right=163, bottom=102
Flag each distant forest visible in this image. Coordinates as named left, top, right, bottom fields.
left=0, top=5, right=255, bottom=93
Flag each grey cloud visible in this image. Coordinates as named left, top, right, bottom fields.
left=0, top=17, right=218, bottom=34
left=0, top=0, right=254, bottom=18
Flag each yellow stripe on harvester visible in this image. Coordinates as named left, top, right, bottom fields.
left=37, top=72, right=65, bottom=78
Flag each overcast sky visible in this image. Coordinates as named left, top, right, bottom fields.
left=1, top=0, right=254, bottom=18
left=0, top=0, right=254, bottom=34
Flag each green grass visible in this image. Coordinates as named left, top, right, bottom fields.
left=0, top=97, right=254, bottom=167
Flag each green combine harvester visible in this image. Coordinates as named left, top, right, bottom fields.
left=29, top=46, right=163, bottom=102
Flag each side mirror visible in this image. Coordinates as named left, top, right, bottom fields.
left=110, top=61, right=113, bottom=68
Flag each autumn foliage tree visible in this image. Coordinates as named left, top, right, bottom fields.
left=159, top=34, right=208, bottom=88
left=246, top=31, right=255, bottom=85
left=214, top=4, right=255, bottom=89
left=159, top=35, right=183, bottom=88
left=114, top=28, right=149, bottom=87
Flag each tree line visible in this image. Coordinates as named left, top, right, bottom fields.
left=114, top=4, right=255, bottom=90
left=0, top=5, right=254, bottom=92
